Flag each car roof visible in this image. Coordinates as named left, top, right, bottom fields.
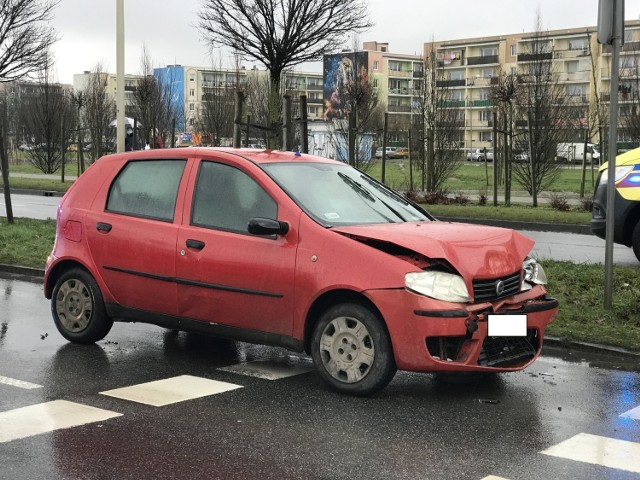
left=93, top=147, right=344, bottom=166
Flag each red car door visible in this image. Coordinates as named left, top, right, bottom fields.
left=85, top=157, right=191, bottom=316
left=175, top=156, right=298, bottom=337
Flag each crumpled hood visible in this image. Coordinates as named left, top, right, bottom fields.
left=332, top=221, right=534, bottom=279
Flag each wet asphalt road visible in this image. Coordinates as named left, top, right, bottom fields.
left=1, top=273, right=639, bottom=480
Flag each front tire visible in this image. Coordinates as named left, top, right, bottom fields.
left=311, top=303, right=396, bottom=396
left=51, top=268, right=113, bottom=344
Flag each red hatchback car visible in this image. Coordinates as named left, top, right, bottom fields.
left=45, top=148, right=558, bottom=395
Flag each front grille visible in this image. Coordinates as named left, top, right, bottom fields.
left=473, top=271, right=521, bottom=302
left=478, top=331, right=537, bottom=367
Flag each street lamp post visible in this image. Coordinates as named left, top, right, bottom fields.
left=116, top=0, right=125, bottom=153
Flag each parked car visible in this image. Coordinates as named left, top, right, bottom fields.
left=467, top=148, right=493, bottom=162
left=393, top=147, right=409, bottom=159
left=557, top=142, right=600, bottom=164
left=374, top=147, right=397, bottom=159
left=44, top=148, right=557, bottom=395
left=513, top=151, right=529, bottom=163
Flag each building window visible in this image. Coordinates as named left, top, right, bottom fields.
left=479, top=110, right=492, bottom=122
left=373, top=60, right=379, bottom=70
left=566, top=61, right=579, bottom=74
left=309, top=106, right=317, bottom=114
left=480, top=131, right=493, bottom=142
left=189, top=75, right=195, bottom=82
left=511, top=45, right=517, bottom=56
left=481, top=46, right=498, bottom=57
left=568, top=39, right=587, bottom=51
left=482, top=68, right=496, bottom=79
left=190, top=88, right=195, bottom=97
left=388, top=61, right=401, bottom=71
left=189, top=103, right=195, bottom=111
left=480, top=89, right=491, bottom=100
left=448, top=70, right=464, bottom=80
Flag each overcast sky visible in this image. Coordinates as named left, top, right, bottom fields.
left=49, top=0, right=640, bottom=84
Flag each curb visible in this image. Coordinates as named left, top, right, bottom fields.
left=0, top=264, right=45, bottom=278
left=0, top=188, right=65, bottom=197
left=436, top=216, right=591, bottom=234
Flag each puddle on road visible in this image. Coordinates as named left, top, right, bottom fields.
left=541, top=344, right=640, bottom=373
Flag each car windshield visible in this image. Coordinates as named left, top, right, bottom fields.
left=263, top=162, right=432, bottom=226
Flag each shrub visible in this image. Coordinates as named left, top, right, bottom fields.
left=452, top=191, right=470, bottom=205
left=548, top=191, right=571, bottom=212
left=580, top=195, right=594, bottom=212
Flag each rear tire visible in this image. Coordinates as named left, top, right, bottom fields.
left=51, top=268, right=113, bottom=344
left=311, top=303, right=396, bottom=396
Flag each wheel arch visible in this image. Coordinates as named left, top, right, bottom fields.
left=303, top=289, right=389, bottom=354
left=45, top=259, right=92, bottom=299
left=623, top=202, right=640, bottom=246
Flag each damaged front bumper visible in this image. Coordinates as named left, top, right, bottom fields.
left=367, top=285, right=559, bottom=373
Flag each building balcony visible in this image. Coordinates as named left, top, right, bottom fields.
left=440, top=100, right=465, bottom=108
left=307, top=84, right=323, bottom=91
left=467, top=55, right=498, bottom=66
left=603, top=41, right=640, bottom=54
left=307, top=98, right=323, bottom=104
left=388, top=69, right=412, bottom=78
left=602, top=92, right=637, bottom=102
left=557, top=71, right=590, bottom=82
left=388, top=104, right=412, bottom=113
left=553, top=48, right=590, bottom=60
left=517, top=52, right=553, bottom=62
left=388, top=87, right=412, bottom=96
left=436, top=79, right=466, bottom=87
left=468, top=99, right=493, bottom=107
left=413, top=71, right=424, bottom=78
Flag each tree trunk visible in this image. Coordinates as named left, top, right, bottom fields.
left=268, top=71, right=283, bottom=149
left=0, top=125, right=14, bottom=224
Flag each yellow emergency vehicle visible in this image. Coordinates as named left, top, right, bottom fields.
left=591, top=147, right=640, bottom=261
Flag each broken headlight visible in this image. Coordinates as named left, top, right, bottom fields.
left=521, top=257, right=547, bottom=291
left=405, top=271, right=471, bottom=303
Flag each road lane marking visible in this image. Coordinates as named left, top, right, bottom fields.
left=100, top=375, right=242, bottom=407
left=218, top=359, right=314, bottom=380
left=541, top=433, right=640, bottom=474
left=620, top=405, right=640, bottom=420
left=0, top=375, right=42, bottom=390
left=481, top=476, right=511, bottom=480
left=0, top=400, right=122, bottom=443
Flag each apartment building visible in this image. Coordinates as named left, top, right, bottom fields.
left=424, top=19, right=640, bottom=151
left=154, top=64, right=324, bottom=133
left=72, top=71, right=144, bottom=110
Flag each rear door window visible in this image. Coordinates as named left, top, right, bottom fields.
left=191, top=161, right=277, bottom=233
left=106, top=159, right=186, bottom=221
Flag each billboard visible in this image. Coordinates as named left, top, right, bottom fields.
left=323, top=52, right=369, bottom=120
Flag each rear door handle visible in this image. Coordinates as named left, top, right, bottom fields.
left=96, top=222, right=112, bottom=233
left=186, top=239, right=205, bottom=250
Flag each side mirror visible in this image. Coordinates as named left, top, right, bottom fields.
left=248, top=217, right=289, bottom=236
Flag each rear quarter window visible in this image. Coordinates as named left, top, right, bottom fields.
left=106, top=159, right=186, bottom=221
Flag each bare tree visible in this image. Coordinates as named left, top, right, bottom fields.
left=197, top=58, right=238, bottom=146
left=0, top=0, right=59, bottom=223
left=131, top=48, right=179, bottom=149
left=22, top=58, right=73, bottom=173
left=413, top=45, right=463, bottom=192
left=511, top=17, right=573, bottom=207
left=244, top=70, right=271, bottom=147
left=198, top=0, right=371, bottom=147
left=326, top=61, right=383, bottom=171
left=82, top=63, right=116, bottom=163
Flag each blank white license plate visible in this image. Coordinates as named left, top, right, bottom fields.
left=488, top=314, right=527, bottom=337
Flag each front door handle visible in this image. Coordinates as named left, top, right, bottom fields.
left=96, top=222, right=112, bottom=233
left=186, top=239, right=205, bottom=250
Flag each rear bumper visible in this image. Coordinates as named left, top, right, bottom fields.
left=366, top=286, right=558, bottom=373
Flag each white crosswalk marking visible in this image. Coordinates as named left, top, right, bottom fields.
left=541, top=433, right=640, bottom=474
left=620, top=405, right=640, bottom=420
left=100, top=375, right=243, bottom=407
left=218, top=359, right=314, bottom=380
left=0, top=400, right=122, bottom=443
left=0, top=375, right=42, bottom=390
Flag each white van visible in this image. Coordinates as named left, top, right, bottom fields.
left=557, top=143, right=600, bottom=164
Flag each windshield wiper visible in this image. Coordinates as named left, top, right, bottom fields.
left=338, top=172, right=375, bottom=202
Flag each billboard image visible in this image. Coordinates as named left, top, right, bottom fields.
left=323, top=51, right=369, bottom=120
